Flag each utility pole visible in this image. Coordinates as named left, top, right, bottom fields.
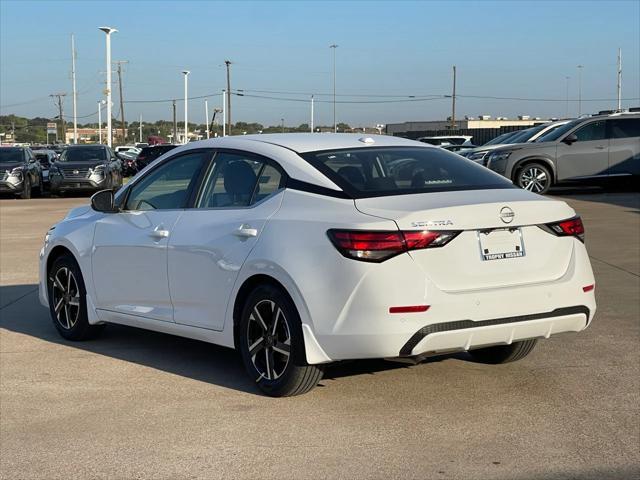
left=565, top=76, right=570, bottom=118
left=224, top=60, right=232, bottom=135
left=50, top=93, right=66, bottom=143
left=114, top=60, right=128, bottom=144
left=182, top=70, right=190, bottom=144
left=172, top=100, right=178, bottom=143
left=139, top=114, right=142, bottom=143
left=310, top=95, right=314, bottom=132
left=617, top=48, right=622, bottom=111
left=451, top=65, right=457, bottom=130
left=71, top=34, right=78, bottom=144
left=330, top=44, right=338, bottom=133
left=222, top=89, right=226, bottom=137
left=204, top=99, right=210, bottom=139
left=281, top=118, right=285, bottom=133
left=577, top=65, right=583, bottom=117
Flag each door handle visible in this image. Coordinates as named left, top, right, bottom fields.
left=150, top=226, right=170, bottom=239
left=234, top=224, right=258, bottom=238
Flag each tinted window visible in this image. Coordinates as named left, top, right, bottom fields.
left=574, top=120, right=606, bottom=141
left=302, top=147, right=513, bottom=198
left=59, top=147, right=107, bottom=162
left=0, top=148, right=23, bottom=163
left=197, top=152, right=282, bottom=208
left=609, top=119, right=640, bottom=138
left=535, top=119, right=583, bottom=142
left=483, top=132, right=516, bottom=146
left=125, top=152, right=207, bottom=210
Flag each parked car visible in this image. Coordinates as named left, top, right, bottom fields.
left=0, top=146, right=43, bottom=198
left=442, top=144, right=477, bottom=153
left=135, top=144, right=178, bottom=170
left=462, top=121, right=572, bottom=165
left=417, top=135, right=473, bottom=146
left=487, top=113, right=640, bottom=193
left=115, top=145, right=141, bottom=155
left=40, top=134, right=596, bottom=396
left=32, top=149, right=58, bottom=186
left=48, top=145, right=123, bottom=195
left=116, top=150, right=139, bottom=177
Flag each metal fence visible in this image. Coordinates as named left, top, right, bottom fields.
left=389, top=126, right=531, bottom=146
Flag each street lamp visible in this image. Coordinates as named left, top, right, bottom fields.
left=182, top=70, right=190, bottom=144
left=565, top=76, right=570, bottom=118
left=330, top=44, right=338, bottom=133
left=577, top=65, right=584, bottom=116
left=97, top=100, right=106, bottom=144
left=99, top=27, right=117, bottom=147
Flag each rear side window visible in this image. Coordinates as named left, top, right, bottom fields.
left=574, top=121, right=607, bottom=142
left=301, top=147, right=513, bottom=198
left=609, top=119, right=640, bottom=138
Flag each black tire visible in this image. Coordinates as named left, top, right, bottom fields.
left=238, top=284, right=324, bottom=397
left=515, top=163, right=552, bottom=194
left=33, top=174, right=43, bottom=197
left=19, top=177, right=31, bottom=199
left=469, top=339, right=538, bottom=364
left=47, top=253, right=105, bottom=341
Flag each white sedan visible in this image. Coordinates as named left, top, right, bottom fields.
left=39, top=134, right=596, bottom=396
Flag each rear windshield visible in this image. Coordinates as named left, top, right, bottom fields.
left=301, top=147, right=514, bottom=198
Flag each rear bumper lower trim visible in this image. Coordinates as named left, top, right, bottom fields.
left=399, top=305, right=590, bottom=356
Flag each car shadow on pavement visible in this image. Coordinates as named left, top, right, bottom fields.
left=0, top=284, right=449, bottom=395
left=550, top=183, right=640, bottom=211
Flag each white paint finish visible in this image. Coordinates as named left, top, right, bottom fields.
left=92, top=210, right=183, bottom=322
left=168, top=193, right=284, bottom=331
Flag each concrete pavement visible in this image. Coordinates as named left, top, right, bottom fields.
left=0, top=190, right=638, bottom=479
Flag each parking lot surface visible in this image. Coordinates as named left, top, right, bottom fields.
left=1, top=190, right=638, bottom=480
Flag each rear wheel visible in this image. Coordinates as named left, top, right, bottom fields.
left=515, top=163, right=551, bottom=194
left=469, top=339, right=537, bottom=364
left=238, top=284, right=324, bottom=396
left=47, top=253, right=104, bottom=341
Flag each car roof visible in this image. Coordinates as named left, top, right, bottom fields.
left=187, top=133, right=429, bottom=154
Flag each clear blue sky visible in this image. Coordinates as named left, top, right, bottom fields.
left=1, top=0, right=639, bottom=127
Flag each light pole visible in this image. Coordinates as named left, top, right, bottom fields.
left=99, top=27, right=117, bottom=147
left=204, top=99, right=210, bottom=139
left=330, top=44, right=338, bottom=133
left=310, top=95, right=314, bottom=132
left=577, top=65, right=583, bottom=117
left=97, top=101, right=102, bottom=144
left=565, top=76, right=570, bottom=118
left=182, top=70, right=190, bottom=144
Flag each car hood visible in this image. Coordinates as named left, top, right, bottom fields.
left=0, top=162, right=24, bottom=171
left=53, top=160, right=107, bottom=169
left=64, top=204, right=92, bottom=220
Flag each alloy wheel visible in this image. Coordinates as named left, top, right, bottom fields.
left=246, top=299, right=292, bottom=381
left=50, top=267, right=80, bottom=329
left=520, top=166, right=548, bottom=193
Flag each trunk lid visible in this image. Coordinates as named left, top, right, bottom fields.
left=355, top=189, right=577, bottom=291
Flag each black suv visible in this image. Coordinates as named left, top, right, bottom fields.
left=136, top=144, right=178, bottom=170
left=49, top=145, right=123, bottom=195
left=0, top=146, right=44, bottom=199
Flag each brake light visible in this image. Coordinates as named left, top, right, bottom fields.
left=543, top=216, right=585, bottom=242
left=389, top=305, right=430, bottom=314
left=583, top=284, right=595, bottom=293
left=327, top=229, right=460, bottom=262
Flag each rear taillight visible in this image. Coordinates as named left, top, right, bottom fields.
left=542, top=216, right=585, bottom=242
left=327, top=229, right=460, bottom=262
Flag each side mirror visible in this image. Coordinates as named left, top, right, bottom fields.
left=563, top=133, right=578, bottom=145
left=91, top=189, right=118, bottom=213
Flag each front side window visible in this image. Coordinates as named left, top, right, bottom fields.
left=125, top=151, right=207, bottom=210
left=574, top=121, right=606, bottom=142
left=197, top=152, right=284, bottom=208
left=302, top=147, right=513, bottom=198
left=609, top=118, right=640, bottom=139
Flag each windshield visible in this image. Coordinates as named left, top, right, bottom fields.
left=58, top=147, right=106, bottom=162
left=535, top=119, right=582, bottom=142
left=483, top=132, right=517, bottom=146
left=301, top=147, right=513, bottom=198
left=0, top=148, right=24, bottom=163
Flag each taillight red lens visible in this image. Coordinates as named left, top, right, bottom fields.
left=544, top=216, right=585, bottom=242
left=327, top=229, right=459, bottom=262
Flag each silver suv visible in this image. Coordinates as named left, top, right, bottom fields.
left=486, top=113, right=640, bottom=193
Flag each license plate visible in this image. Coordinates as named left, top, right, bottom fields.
left=478, top=228, right=525, bottom=261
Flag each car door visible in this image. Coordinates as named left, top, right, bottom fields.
left=607, top=118, right=640, bottom=176
left=168, top=150, right=286, bottom=331
left=91, top=150, right=209, bottom=322
left=556, top=120, right=609, bottom=180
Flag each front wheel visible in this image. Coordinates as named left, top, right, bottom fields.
left=515, top=163, right=552, bottom=194
left=19, top=177, right=31, bottom=199
left=238, top=284, right=324, bottom=397
left=469, top=339, right=538, bottom=364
